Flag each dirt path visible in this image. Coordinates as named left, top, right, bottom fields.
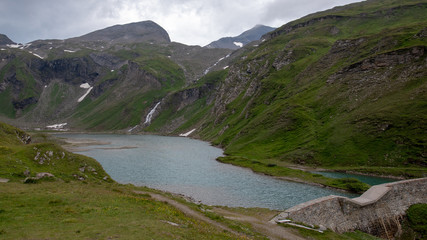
left=213, top=208, right=305, bottom=240
left=133, top=191, right=241, bottom=236
left=134, top=190, right=305, bottom=240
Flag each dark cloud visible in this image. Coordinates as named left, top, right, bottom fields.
left=0, top=0, right=363, bottom=45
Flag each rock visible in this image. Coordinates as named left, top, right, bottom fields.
left=23, top=177, right=38, bottom=184
left=79, top=166, right=85, bottom=172
left=73, top=174, right=85, bottom=181
left=103, top=176, right=109, bottom=181
left=36, top=172, right=54, bottom=179
left=34, top=151, right=40, bottom=160
left=0, top=178, right=9, bottom=183
left=23, top=169, right=30, bottom=176
left=87, top=166, right=96, bottom=172
left=319, top=225, right=327, bottom=231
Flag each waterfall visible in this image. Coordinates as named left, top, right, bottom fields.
left=144, top=102, right=161, bottom=124
left=128, top=125, right=139, bottom=132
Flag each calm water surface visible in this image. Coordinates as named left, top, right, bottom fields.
left=312, top=171, right=397, bottom=186
left=59, top=134, right=357, bottom=210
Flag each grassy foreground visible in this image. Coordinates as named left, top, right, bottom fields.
left=0, top=122, right=247, bottom=239
left=0, top=182, right=242, bottom=240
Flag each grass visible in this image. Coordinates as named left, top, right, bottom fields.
left=405, top=204, right=427, bottom=238
left=217, top=156, right=370, bottom=193
left=163, top=0, right=427, bottom=181
left=0, top=121, right=249, bottom=239
left=0, top=182, right=241, bottom=240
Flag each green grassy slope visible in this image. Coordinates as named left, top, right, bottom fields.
left=0, top=122, right=252, bottom=239
left=152, top=0, right=427, bottom=178
left=0, top=122, right=109, bottom=182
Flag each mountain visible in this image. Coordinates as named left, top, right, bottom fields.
left=70, top=20, right=171, bottom=44
left=205, top=24, right=275, bottom=49
left=0, top=21, right=232, bottom=130
left=0, top=0, right=426, bottom=181
left=149, top=0, right=427, bottom=178
left=0, top=34, right=15, bottom=45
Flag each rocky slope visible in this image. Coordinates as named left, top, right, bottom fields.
left=149, top=0, right=427, bottom=175
left=0, top=21, right=232, bottom=129
left=0, top=34, right=15, bottom=45
left=206, top=25, right=275, bottom=49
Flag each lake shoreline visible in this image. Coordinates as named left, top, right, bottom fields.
left=55, top=133, right=358, bottom=210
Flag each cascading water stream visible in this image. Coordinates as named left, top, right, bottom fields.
left=144, top=102, right=161, bottom=124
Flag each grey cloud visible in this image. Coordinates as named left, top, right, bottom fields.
left=0, top=0, right=363, bottom=45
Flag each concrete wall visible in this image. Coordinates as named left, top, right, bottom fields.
left=273, top=178, right=427, bottom=238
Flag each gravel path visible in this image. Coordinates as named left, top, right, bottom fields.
left=134, top=190, right=306, bottom=240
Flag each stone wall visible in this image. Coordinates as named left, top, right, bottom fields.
left=273, top=178, right=427, bottom=238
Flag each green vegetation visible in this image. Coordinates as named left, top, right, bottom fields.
left=404, top=204, right=427, bottom=239
left=146, top=70, right=228, bottom=133
left=0, top=122, right=253, bottom=239
left=0, top=122, right=108, bottom=182
left=69, top=43, right=187, bottom=130
left=0, top=57, right=39, bottom=117
left=217, top=156, right=369, bottom=193
left=0, top=182, right=244, bottom=240
left=156, top=0, right=427, bottom=181
left=0, top=88, right=15, bottom=118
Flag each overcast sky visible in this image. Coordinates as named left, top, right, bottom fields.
left=1, top=0, right=363, bottom=46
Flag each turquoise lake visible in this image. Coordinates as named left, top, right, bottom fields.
left=311, top=171, right=397, bottom=186
left=59, top=133, right=358, bottom=210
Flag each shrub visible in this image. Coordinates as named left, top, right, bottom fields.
left=406, top=204, right=427, bottom=238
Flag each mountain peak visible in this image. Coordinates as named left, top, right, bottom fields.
left=0, top=34, right=15, bottom=45
left=205, top=24, right=275, bottom=50
left=70, top=20, right=171, bottom=44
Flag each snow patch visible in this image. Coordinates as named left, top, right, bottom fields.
left=78, top=86, right=93, bottom=102
left=46, top=123, right=67, bottom=130
left=144, top=102, right=161, bottom=124
left=30, top=52, right=43, bottom=59
left=44, top=85, right=47, bottom=88
left=223, top=66, right=229, bottom=69
left=179, top=129, right=196, bottom=137
left=64, top=49, right=75, bottom=53
left=204, top=54, right=231, bottom=75
left=80, top=83, right=91, bottom=89
left=110, top=69, right=114, bottom=72
left=0, top=48, right=5, bottom=51
left=233, top=42, right=243, bottom=48
left=7, top=44, right=22, bottom=48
